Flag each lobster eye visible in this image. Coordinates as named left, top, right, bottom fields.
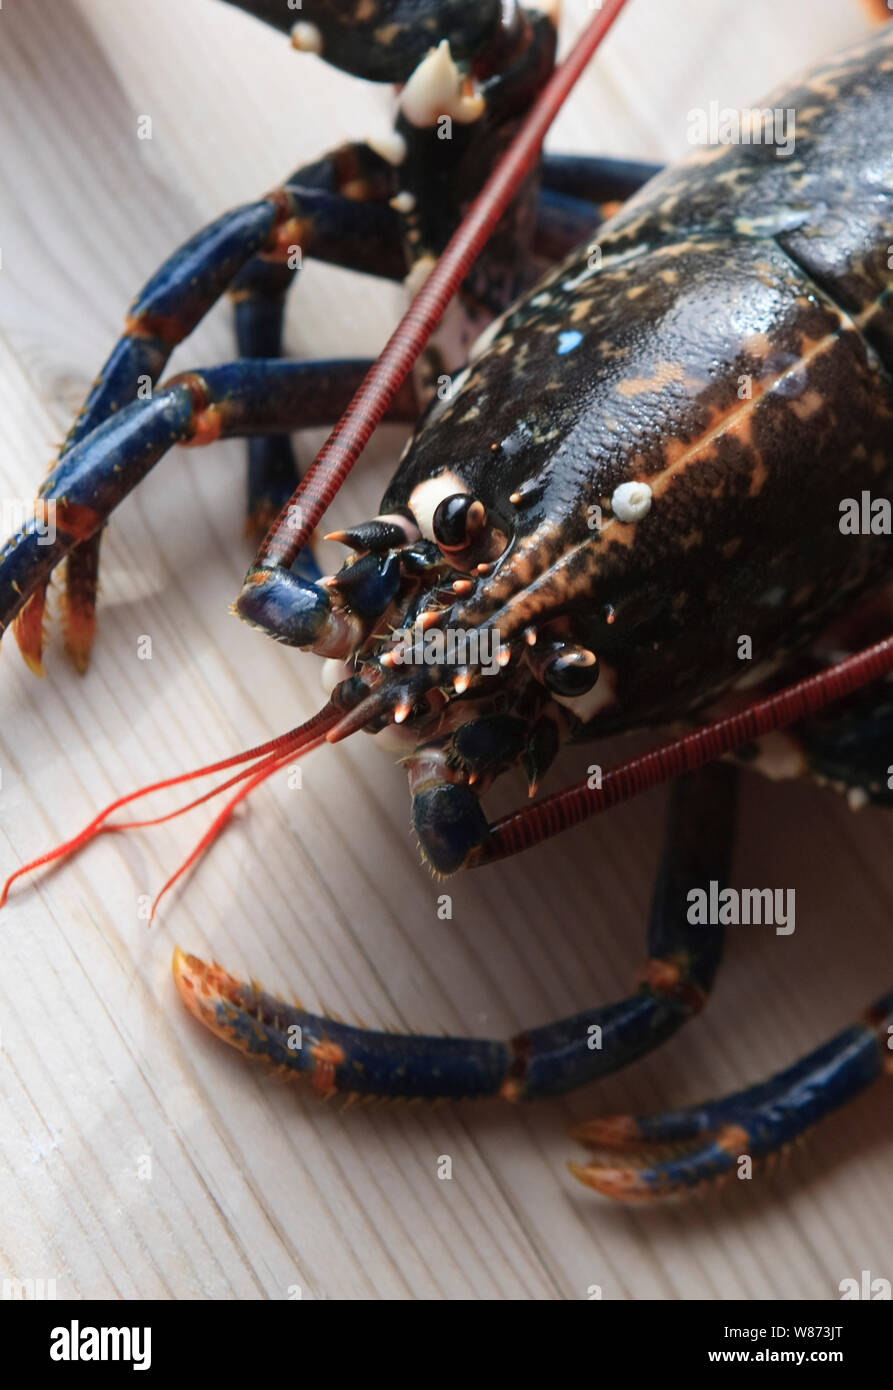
left=432, top=494, right=486, bottom=552
left=543, top=649, right=600, bottom=697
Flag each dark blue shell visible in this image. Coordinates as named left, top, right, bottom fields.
left=383, top=29, right=893, bottom=735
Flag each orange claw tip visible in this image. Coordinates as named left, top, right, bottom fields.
left=12, top=592, right=47, bottom=676
left=172, top=946, right=222, bottom=991
left=569, top=1113, right=645, bottom=1150
left=172, top=948, right=244, bottom=1016
left=567, top=1160, right=653, bottom=1199
left=19, top=649, right=46, bottom=678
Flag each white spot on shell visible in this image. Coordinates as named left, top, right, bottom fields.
left=290, top=21, right=324, bottom=55
left=390, top=190, right=416, bottom=214
left=611, top=480, right=653, bottom=522
left=409, top=472, right=468, bottom=540
left=399, top=40, right=484, bottom=128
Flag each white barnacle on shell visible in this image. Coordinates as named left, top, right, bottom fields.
left=290, top=21, right=324, bottom=55
left=399, top=40, right=484, bottom=128
left=611, top=480, right=653, bottom=523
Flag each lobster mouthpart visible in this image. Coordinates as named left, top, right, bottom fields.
left=290, top=506, right=595, bottom=874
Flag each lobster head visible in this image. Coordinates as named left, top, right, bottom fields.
left=236, top=458, right=605, bottom=875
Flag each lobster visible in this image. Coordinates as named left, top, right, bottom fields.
left=1, top=0, right=892, bottom=1200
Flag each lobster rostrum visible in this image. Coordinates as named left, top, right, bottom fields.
left=2, top=0, right=893, bottom=1199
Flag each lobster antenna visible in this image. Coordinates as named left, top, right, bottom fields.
left=479, top=634, right=893, bottom=864
left=147, top=746, right=303, bottom=921
left=0, top=702, right=340, bottom=908
left=253, top=0, right=631, bottom=572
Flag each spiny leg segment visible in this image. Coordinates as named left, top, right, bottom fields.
left=6, top=144, right=405, bottom=673
left=0, top=358, right=417, bottom=650
left=570, top=992, right=893, bottom=1198
left=230, top=143, right=404, bottom=548
left=171, top=765, right=733, bottom=1106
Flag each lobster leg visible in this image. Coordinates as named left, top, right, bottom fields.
left=534, top=154, right=664, bottom=260
left=11, top=147, right=405, bottom=672
left=570, top=992, right=893, bottom=1198
left=230, top=143, right=400, bottom=554
left=540, top=153, right=663, bottom=204
left=797, top=682, right=893, bottom=807
left=232, top=259, right=306, bottom=551
left=533, top=188, right=608, bottom=263
left=0, top=359, right=417, bottom=650
left=172, top=764, right=734, bottom=1105
left=21, top=196, right=283, bottom=673
left=507, top=764, right=734, bottom=1100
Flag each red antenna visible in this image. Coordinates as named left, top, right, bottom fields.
left=253, top=0, right=631, bottom=571
left=480, top=634, right=893, bottom=864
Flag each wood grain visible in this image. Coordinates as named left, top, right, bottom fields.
left=0, top=0, right=891, bottom=1301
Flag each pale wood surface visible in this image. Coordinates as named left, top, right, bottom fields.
left=0, top=0, right=891, bottom=1301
